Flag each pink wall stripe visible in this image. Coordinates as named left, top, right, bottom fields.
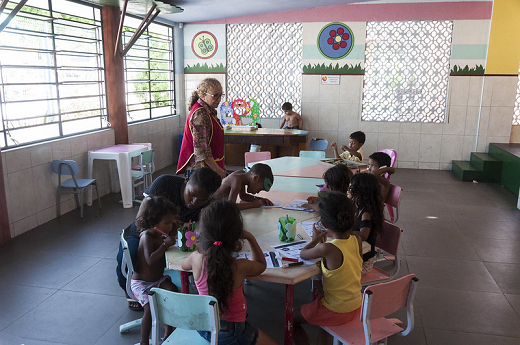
left=189, top=1, right=493, bottom=24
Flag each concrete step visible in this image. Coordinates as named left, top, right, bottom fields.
left=470, top=152, right=502, bottom=182
left=452, top=160, right=482, bottom=182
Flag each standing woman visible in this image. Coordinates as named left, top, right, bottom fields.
left=177, top=78, right=226, bottom=178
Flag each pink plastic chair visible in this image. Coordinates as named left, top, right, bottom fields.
left=361, top=221, right=402, bottom=287
left=321, top=274, right=418, bottom=345
left=378, top=149, right=397, bottom=179
left=385, top=184, right=402, bottom=224
left=244, top=151, right=271, bottom=169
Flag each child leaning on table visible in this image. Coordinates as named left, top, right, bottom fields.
left=304, top=163, right=353, bottom=212
left=181, top=200, right=277, bottom=345
left=213, top=163, right=274, bottom=210
left=349, top=173, right=384, bottom=275
left=368, top=151, right=395, bottom=201
left=331, top=130, right=366, bottom=163
left=293, top=192, right=363, bottom=345
left=131, top=196, right=179, bottom=345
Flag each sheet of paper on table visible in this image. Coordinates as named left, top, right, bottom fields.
left=235, top=251, right=282, bottom=269
left=271, top=240, right=319, bottom=265
left=262, top=201, right=282, bottom=208
left=282, top=200, right=314, bottom=212
left=300, top=221, right=327, bottom=238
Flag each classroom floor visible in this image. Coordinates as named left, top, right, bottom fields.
left=1, top=166, right=520, bottom=345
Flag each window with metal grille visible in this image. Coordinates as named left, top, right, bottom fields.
left=122, top=17, right=175, bottom=122
left=227, top=23, right=303, bottom=118
left=513, top=68, right=520, bottom=125
left=0, top=0, right=106, bottom=149
left=362, top=21, right=453, bottom=123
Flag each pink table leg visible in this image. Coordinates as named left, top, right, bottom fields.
left=284, top=284, right=295, bottom=345
left=180, top=271, right=190, bottom=294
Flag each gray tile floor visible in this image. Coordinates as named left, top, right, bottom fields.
left=1, top=167, right=520, bottom=345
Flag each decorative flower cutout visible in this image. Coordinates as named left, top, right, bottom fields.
left=317, top=22, right=354, bottom=60
left=185, top=231, right=197, bottom=247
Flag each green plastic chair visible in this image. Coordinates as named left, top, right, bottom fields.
left=131, top=149, right=155, bottom=202
left=299, top=150, right=326, bottom=159
left=149, top=288, right=220, bottom=345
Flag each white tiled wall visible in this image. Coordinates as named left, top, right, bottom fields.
left=300, top=74, right=516, bottom=169
left=1, top=114, right=183, bottom=238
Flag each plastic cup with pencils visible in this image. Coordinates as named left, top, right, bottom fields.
left=278, top=215, right=296, bottom=242
left=177, top=220, right=197, bottom=252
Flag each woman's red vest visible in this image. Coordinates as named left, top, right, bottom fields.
left=176, top=101, right=225, bottom=174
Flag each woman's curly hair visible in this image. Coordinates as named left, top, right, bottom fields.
left=198, top=200, right=243, bottom=315
left=349, top=173, right=384, bottom=238
left=318, top=191, right=356, bottom=233
left=189, top=78, right=222, bottom=108
left=135, top=196, right=178, bottom=231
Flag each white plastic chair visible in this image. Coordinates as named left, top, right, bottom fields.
left=119, top=231, right=143, bottom=333
left=321, top=274, right=418, bottom=345
left=51, top=159, right=101, bottom=218
left=149, top=288, right=220, bottom=345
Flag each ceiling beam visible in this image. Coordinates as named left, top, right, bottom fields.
left=121, top=4, right=161, bottom=57
left=0, top=0, right=28, bottom=34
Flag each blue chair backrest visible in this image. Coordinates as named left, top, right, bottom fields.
left=310, top=138, right=328, bottom=151
left=52, top=160, right=79, bottom=176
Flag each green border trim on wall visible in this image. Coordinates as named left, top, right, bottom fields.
left=450, top=64, right=485, bottom=75
left=303, top=63, right=364, bottom=75
left=184, top=63, right=226, bottom=73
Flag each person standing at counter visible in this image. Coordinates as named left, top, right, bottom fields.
left=177, top=78, right=226, bottom=178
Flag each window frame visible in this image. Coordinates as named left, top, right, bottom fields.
left=122, top=16, right=176, bottom=124
left=0, top=0, right=107, bottom=149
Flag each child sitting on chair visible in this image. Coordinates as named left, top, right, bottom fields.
left=131, top=196, right=179, bottom=345
left=293, top=192, right=363, bottom=345
left=368, top=151, right=395, bottom=201
left=213, top=163, right=274, bottom=210
left=331, top=131, right=365, bottom=163
left=349, top=173, right=384, bottom=275
left=304, top=164, right=353, bottom=212
left=279, top=102, right=303, bottom=129
left=182, top=200, right=277, bottom=345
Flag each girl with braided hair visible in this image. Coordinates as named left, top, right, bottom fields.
left=181, top=200, right=276, bottom=345
left=349, top=173, right=384, bottom=275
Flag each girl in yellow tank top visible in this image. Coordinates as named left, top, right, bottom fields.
left=292, top=191, right=363, bottom=345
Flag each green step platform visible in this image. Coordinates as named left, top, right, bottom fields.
left=452, top=152, right=502, bottom=182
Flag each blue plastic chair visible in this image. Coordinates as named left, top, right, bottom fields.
left=51, top=159, right=100, bottom=218
left=309, top=137, right=329, bottom=151
left=299, top=150, right=326, bottom=159
left=149, top=288, right=220, bottom=345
